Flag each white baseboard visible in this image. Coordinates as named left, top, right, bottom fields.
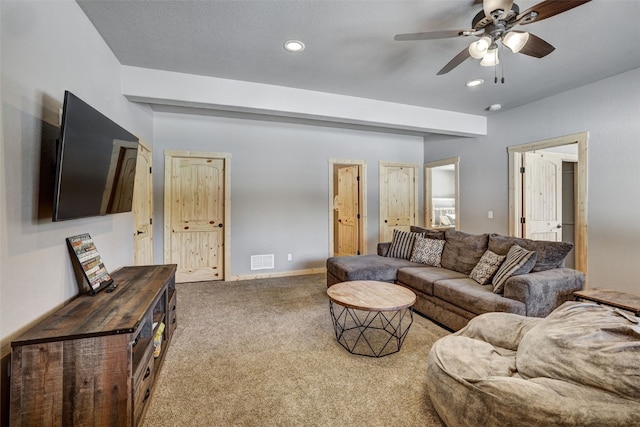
left=227, top=267, right=326, bottom=282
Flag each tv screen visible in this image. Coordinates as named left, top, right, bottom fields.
left=53, top=91, right=139, bottom=221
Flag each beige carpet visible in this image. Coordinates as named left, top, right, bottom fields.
left=142, top=274, right=448, bottom=427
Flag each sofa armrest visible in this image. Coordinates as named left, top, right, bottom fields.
left=377, top=242, right=391, bottom=257
left=503, top=268, right=585, bottom=317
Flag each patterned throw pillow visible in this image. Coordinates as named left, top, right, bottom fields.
left=410, top=236, right=446, bottom=267
left=469, top=250, right=506, bottom=285
left=492, top=244, right=537, bottom=293
left=387, top=229, right=424, bottom=259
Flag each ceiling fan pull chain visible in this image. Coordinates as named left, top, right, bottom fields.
left=501, top=43, right=505, bottom=84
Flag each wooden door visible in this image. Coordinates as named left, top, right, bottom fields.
left=523, top=152, right=563, bottom=241
left=164, top=153, right=226, bottom=283
left=379, top=163, right=418, bottom=242
left=335, top=165, right=360, bottom=256
left=133, top=142, right=153, bottom=265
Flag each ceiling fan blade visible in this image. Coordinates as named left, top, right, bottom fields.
left=437, top=47, right=471, bottom=75
left=394, top=30, right=472, bottom=41
left=518, top=32, right=555, bottom=58
left=517, top=0, right=591, bottom=24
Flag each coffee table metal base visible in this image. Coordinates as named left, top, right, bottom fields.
left=329, top=301, right=414, bottom=357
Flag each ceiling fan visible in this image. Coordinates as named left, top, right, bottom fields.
left=394, top=0, right=591, bottom=76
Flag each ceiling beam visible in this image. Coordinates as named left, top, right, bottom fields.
left=121, top=66, right=486, bottom=137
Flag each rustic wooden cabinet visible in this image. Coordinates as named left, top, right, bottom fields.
left=10, top=264, right=177, bottom=427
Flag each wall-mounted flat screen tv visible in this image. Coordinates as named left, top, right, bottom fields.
left=53, top=91, right=139, bottom=221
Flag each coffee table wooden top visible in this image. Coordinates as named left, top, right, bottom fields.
left=574, top=288, right=640, bottom=315
left=327, top=280, right=416, bottom=311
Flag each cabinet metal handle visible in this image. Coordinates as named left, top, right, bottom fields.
left=144, top=367, right=151, bottom=379
left=143, top=388, right=151, bottom=402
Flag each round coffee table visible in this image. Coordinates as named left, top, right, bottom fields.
left=327, top=280, right=417, bottom=357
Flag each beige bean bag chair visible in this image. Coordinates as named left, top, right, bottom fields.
left=427, top=301, right=640, bottom=426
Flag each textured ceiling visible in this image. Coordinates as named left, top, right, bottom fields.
left=77, top=0, right=640, bottom=116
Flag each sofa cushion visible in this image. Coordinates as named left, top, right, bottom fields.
left=409, top=237, right=445, bottom=266
left=440, top=230, right=489, bottom=275
left=387, top=229, right=424, bottom=259
left=517, top=301, right=640, bottom=401
left=409, top=225, right=446, bottom=240
left=326, top=254, right=421, bottom=283
left=433, top=278, right=526, bottom=316
left=469, top=250, right=506, bottom=285
left=397, top=266, right=467, bottom=296
left=488, top=234, right=573, bottom=272
left=492, top=245, right=537, bottom=293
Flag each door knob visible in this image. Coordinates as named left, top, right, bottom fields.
left=218, top=223, right=223, bottom=227
left=136, top=230, right=144, bottom=235
left=556, top=224, right=562, bottom=228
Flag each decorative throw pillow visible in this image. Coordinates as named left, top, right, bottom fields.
left=387, top=229, right=424, bottom=259
left=492, top=244, right=537, bottom=293
left=410, top=237, right=446, bottom=266
left=469, top=250, right=506, bottom=285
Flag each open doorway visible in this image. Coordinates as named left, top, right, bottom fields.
left=508, top=132, right=588, bottom=275
left=329, top=159, right=366, bottom=256
left=425, top=157, right=460, bottom=230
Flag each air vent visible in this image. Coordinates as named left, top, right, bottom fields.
left=251, top=254, right=274, bottom=270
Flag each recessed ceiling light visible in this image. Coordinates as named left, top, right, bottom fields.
left=488, top=103, right=502, bottom=111
left=466, top=79, right=484, bottom=87
left=284, top=40, right=305, bottom=53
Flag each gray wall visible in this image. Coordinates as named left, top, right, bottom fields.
left=153, top=112, right=424, bottom=277
left=424, top=68, right=640, bottom=294
left=1, top=1, right=153, bottom=342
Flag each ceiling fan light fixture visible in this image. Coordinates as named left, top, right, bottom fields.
left=483, top=0, right=514, bottom=18
left=469, top=36, right=492, bottom=59
left=480, top=47, right=499, bottom=66
left=503, top=31, right=529, bottom=53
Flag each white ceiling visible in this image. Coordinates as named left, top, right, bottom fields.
left=77, top=0, right=640, bottom=116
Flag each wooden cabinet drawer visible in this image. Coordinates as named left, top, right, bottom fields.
left=133, top=351, right=155, bottom=425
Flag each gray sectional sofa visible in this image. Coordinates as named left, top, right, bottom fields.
left=326, top=227, right=585, bottom=331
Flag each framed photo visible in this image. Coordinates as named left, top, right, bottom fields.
left=66, top=233, right=113, bottom=295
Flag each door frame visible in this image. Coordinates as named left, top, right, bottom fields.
left=508, top=132, right=588, bottom=275
left=328, top=159, right=367, bottom=256
left=424, top=157, right=460, bottom=231
left=163, top=150, right=231, bottom=281
left=133, top=138, right=153, bottom=265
